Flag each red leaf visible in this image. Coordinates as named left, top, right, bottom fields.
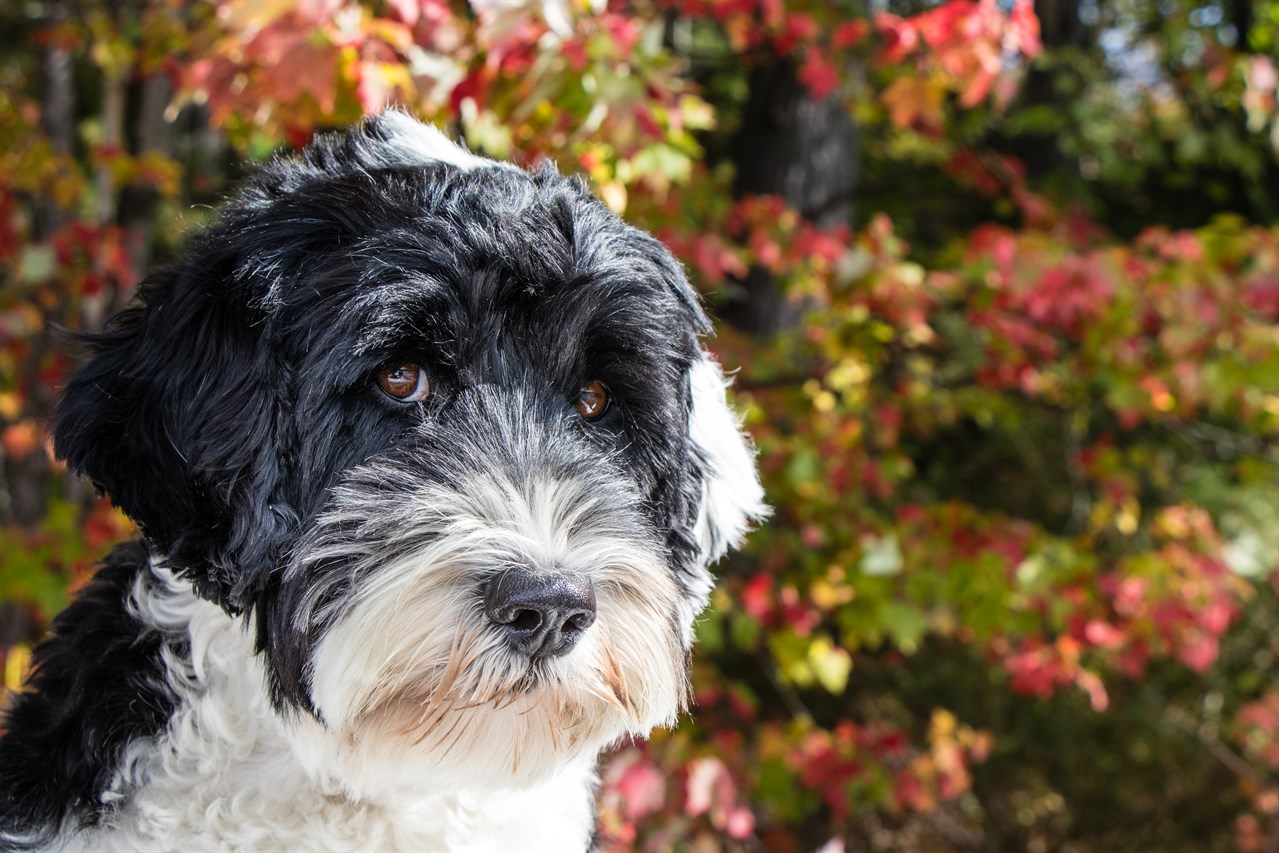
left=386, top=0, right=420, bottom=25
left=875, top=13, right=918, bottom=63
left=1083, top=620, right=1124, bottom=649
left=259, top=31, right=339, bottom=113
left=798, top=46, right=839, bottom=100
left=2, top=421, right=40, bottom=459
left=615, top=758, right=666, bottom=822
left=1009, top=0, right=1043, bottom=57
left=833, top=20, right=869, bottom=48
left=742, top=573, right=774, bottom=622
left=724, top=804, right=755, bottom=839
left=1246, top=276, right=1279, bottom=319
left=1178, top=633, right=1219, bottom=673
left=684, top=756, right=728, bottom=817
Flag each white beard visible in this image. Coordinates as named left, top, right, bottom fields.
left=55, top=562, right=601, bottom=852
left=301, top=472, right=689, bottom=799
left=47, top=353, right=765, bottom=852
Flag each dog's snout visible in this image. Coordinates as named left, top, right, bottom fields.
left=484, top=571, right=596, bottom=659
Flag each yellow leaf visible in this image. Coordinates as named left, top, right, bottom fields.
left=0, top=392, right=18, bottom=421
left=808, top=636, right=853, bottom=694
left=4, top=645, right=31, bottom=692
left=1116, top=496, right=1140, bottom=535
left=929, top=708, right=957, bottom=743
left=880, top=76, right=947, bottom=129
left=599, top=180, right=627, bottom=214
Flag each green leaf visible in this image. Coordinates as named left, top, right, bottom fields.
left=878, top=602, right=930, bottom=654
left=859, top=534, right=903, bottom=577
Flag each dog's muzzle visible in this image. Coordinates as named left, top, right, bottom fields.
left=483, top=570, right=597, bottom=659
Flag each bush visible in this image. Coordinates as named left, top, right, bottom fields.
left=2, top=1, right=1277, bottom=849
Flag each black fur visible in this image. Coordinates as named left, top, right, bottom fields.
left=54, top=144, right=710, bottom=620
left=3, top=114, right=721, bottom=843
left=266, top=383, right=670, bottom=711
left=0, top=542, right=181, bottom=848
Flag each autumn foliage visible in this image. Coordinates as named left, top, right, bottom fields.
left=3, top=0, right=1279, bottom=850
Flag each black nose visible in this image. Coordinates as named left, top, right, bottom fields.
left=484, top=571, right=596, bottom=659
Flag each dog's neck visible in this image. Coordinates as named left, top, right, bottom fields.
left=64, top=557, right=598, bottom=852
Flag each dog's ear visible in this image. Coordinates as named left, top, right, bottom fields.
left=637, top=233, right=768, bottom=569
left=54, top=268, right=295, bottom=612
left=687, top=355, right=768, bottom=566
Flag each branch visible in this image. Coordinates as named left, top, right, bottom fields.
left=757, top=652, right=814, bottom=725
left=1160, top=418, right=1279, bottom=468
left=1165, top=705, right=1263, bottom=785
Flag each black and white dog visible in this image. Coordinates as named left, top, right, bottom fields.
left=0, top=112, right=765, bottom=850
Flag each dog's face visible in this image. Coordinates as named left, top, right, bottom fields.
left=53, top=113, right=764, bottom=788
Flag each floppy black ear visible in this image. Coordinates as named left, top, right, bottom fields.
left=54, top=266, right=297, bottom=612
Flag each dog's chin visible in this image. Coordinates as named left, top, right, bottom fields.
left=296, top=551, right=688, bottom=797
left=360, top=665, right=672, bottom=787
left=295, top=635, right=685, bottom=797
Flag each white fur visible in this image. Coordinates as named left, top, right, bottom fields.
left=54, top=563, right=597, bottom=852
left=46, top=360, right=762, bottom=851
left=368, top=109, right=513, bottom=172
left=308, top=472, right=685, bottom=800
left=689, top=356, right=769, bottom=570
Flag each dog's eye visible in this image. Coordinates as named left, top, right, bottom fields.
left=574, top=380, right=610, bottom=421
left=376, top=363, right=430, bottom=402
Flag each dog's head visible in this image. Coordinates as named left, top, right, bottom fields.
left=54, top=112, right=765, bottom=789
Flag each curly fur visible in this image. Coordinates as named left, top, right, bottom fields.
left=0, top=111, right=766, bottom=851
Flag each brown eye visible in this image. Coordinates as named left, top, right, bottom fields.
left=574, top=379, right=610, bottom=421
left=376, top=363, right=430, bottom=402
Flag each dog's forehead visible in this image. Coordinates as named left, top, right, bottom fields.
left=224, top=113, right=703, bottom=330
left=216, top=117, right=707, bottom=377
left=250, top=165, right=666, bottom=297
left=258, top=172, right=679, bottom=323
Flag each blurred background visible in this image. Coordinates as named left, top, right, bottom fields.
left=1, top=0, right=1278, bottom=850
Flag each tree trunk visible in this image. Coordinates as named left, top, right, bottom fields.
left=5, top=0, right=75, bottom=529
left=31, top=0, right=73, bottom=240
left=119, top=55, right=176, bottom=297
left=721, top=60, right=858, bottom=336
left=0, top=0, right=78, bottom=647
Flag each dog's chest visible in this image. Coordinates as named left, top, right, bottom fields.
left=57, top=570, right=595, bottom=852
left=74, top=778, right=590, bottom=852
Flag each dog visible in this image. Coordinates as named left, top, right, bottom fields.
left=0, top=111, right=765, bottom=851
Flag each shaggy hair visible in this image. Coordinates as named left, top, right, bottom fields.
left=0, top=112, right=765, bottom=851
